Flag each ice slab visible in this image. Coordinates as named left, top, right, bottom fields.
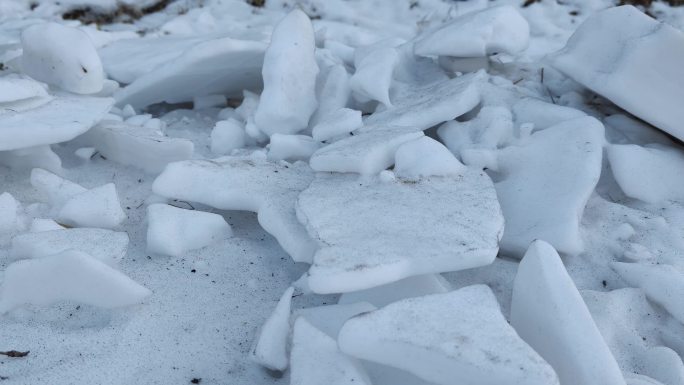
left=394, top=136, right=465, bottom=179
left=297, top=169, right=503, bottom=293
left=511, top=240, right=626, bottom=385
left=146, top=204, right=232, bottom=257
left=57, top=183, right=126, bottom=229
left=338, top=274, right=451, bottom=308
left=339, top=285, right=558, bottom=385
left=0, top=250, right=151, bottom=313
left=153, top=156, right=316, bottom=263
left=495, top=116, right=604, bottom=257
left=293, top=302, right=376, bottom=339
left=252, top=286, right=294, bottom=372
left=549, top=5, right=684, bottom=142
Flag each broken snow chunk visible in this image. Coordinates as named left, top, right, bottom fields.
left=153, top=156, right=316, bottom=263
left=310, top=126, right=423, bottom=175
left=252, top=286, right=294, bottom=372
left=0, top=250, right=151, bottom=313
left=0, top=192, right=22, bottom=245
left=254, top=10, right=319, bottom=136
left=0, top=145, right=62, bottom=173
left=438, top=105, right=514, bottom=155
left=78, top=120, right=194, bottom=174
left=11, top=228, right=129, bottom=266
left=338, top=285, right=559, bottom=385
left=57, top=183, right=126, bottom=229
left=511, top=240, right=626, bottom=385
left=309, top=64, right=351, bottom=127
left=611, top=262, right=684, bottom=325
left=146, top=204, right=231, bottom=257
left=338, top=274, right=450, bottom=308
left=297, top=170, right=503, bottom=293
left=0, top=95, right=113, bottom=151
left=394, top=136, right=465, bottom=179
left=414, top=5, right=529, bottom=58
left=293, top=302, right=376, bottom=339
left=549, top=5, right=684, bottom=142
left=512, top=98, right=585, bottom=132
left=21, top=22, right=104, bottom=94
left=0, top=74, right=50, bottom=111
left=30, top=168, right=87, bottom=207
left=350, top=46, right=398, bottom=106
left=290, top=318, right=372, bottom=385
left=495, top=116, right=604, bottom=257
left=267, top=134, right=320, bottom=161
left=608, top=144, right=684, bottom=204
left=211, top=119, right=247, bottom=155
left=311, top=108, right=362, bottom=142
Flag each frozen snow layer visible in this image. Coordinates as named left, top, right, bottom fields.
left=338, top=274, right=451, bottom=308
left=153, top=156, right=316, bottom=263
left=290, top=318, right=371, bottom=385
left=338, top=285, right=559, bottom=385
left=267, top=134, right=320, bottom=162
left=607, top=144, right=684, bottom=203
left=394, top=136, right=465, bottom=179
left=612, top=262, right=684, bottom=325
left=146, top=204, right=232, bottom=258
left=511, top=240, right=626, bottom=385
left=293, top=302, right=376, bottom=339
left=309, top=126, right=424, bottom=175
left=254, top=10, right=318, bottom=136
left=0, top=250, right=151, bottom=313
left=311, top=108, right=362, bottom=142
left=549, top=5, right=684, bottom=142
left=349, top=46, right=398, bottom=106
left=21, top=22, right=104, bottom=94
left=114, top=37, right=266, bottom=109
left=364, top=71, right=483, bottom=129
left=78, top=120, right=194, bottom=174
left=414, top=5, right=529, bottom=58
left=297, top=169, right=504, bottom=293
left=495, top=116, right=604, bottom=257
left=0, top=95, right=113, bottom=151
left=0, top=74, right=49, bottom=108
left=11, top=228, right=129, bottom=266
left=57, top=183, right=126, bottom=229
left=252, top=286, right=294, bottom=372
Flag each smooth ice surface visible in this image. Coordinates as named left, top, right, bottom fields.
left=57, top=183, right=126, bottom=229
left=293, top=302, right=376, bottom=339
left=252, top=286, right=294, bottom=372
left=511, top=240, right=626, bottom=385
left=78, top=120, right=194, bottom=174
left=0, top=74, right=48, bottom=105
left=297, top=170, right=503, bottom=293
left=254, top=10, right=318, bottom=136
left=153, top=156, right=316, bottom=263
left=290, top=318, right=371, bottom=385
left=0, top=250, right=151, bottom=313
left=0, top=95, right=113, bottom=151
left=338, top=274, right=451, bottom=308
left=495, top=116, right=604, bottom=257
left=338, top=285, right=559, bottom=385
left=21, top=22, right=104, bottom=94
left=549, top=5, right=684, bottom=142
left=608, top=144, right=684, bottom=203
left=114, top=37, right=266, bottom=109
left=394, top=136, right=466, bottom=179
left=612, top=262, right=684, bottom=325
left=11, top=228, right=129, bottom=266
left=414, top=5, right=529, bottom=57
left=147, top=204, right=232, bottom=258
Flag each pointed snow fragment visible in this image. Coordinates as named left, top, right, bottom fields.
left=57, top=183, right=126, bottom=229
left=252, top=287, right=294, bottom=372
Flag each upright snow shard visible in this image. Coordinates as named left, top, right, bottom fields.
left=21, top=22, right=104, bottom=94
left=511, top=240, right=626, bottom=385
left=549, top=5, right=684, bottom=142
left=254, top=10, right=319, bottom=136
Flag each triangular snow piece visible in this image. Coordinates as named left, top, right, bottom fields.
left=57, top=183, right=126, bottom=229
left=251, top=286, right=294, bottom=372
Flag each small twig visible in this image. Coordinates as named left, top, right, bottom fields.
left=0, top=351, right=29, bottom=358
left=540, top=67, right=545, bottom=84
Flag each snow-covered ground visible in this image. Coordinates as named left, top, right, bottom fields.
left=2, top=0, right=684, bottom=384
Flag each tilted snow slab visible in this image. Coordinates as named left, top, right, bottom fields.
left=252, top=286, right=294, bottom=372
left=146, top=204, right=231, bottom=257
left=0, top=95, right=113, bottom=151
left=78, top=120, right=194, bottom=174
left=414, top=5, right=529, bottom=57
left=337, top=274, right=451, bottom=308
left=495, top=116, right=604, bottom=257
left=57, top=183, right=126, bottom=229
left=291, top=318, right=372, bottom=385
left=293, top=302, right=376, bottom=339
left=152, top=156, right=316, bottom=263
left=338, top=285, right=559, bottom=385
left=511, top=240, right=626, bottom=385
left=297, top=170, right=504, bottom=293
left=114, top=37, right=266, bottom=109
left=0, top=250, right=151, bottom=313
left=549, top=5, right=684, bottom=142
left=10, top=228, right=129, bottom=266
